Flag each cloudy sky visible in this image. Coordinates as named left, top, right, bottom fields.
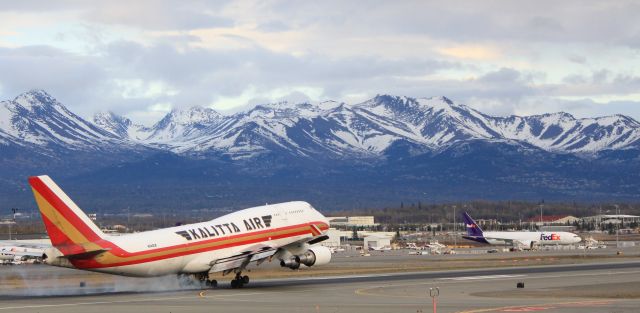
left=1, top=1, right=640, bottom=124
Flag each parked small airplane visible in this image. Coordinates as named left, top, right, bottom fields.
left=462, top=212, right=582, bottom=249
left=29, top=175, right=331, bottom=288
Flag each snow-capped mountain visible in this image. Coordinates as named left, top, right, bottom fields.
left=486, top=112, right=640, bottom=153
left=2, top=90, right=640, bottom=159
left=93, top=111, right=151, bottom=141
left=106, top=94, right=640, bottom=158
left=2, top=90, right=640, bottom=208
left=0, top=90, right=123, bottom=151
left=145, top=106, right=223, bottom=143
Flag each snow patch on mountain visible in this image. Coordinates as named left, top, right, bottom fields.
left=2, top=90, right=640, bottom=159
left=0, top=90, right=122, bottom=150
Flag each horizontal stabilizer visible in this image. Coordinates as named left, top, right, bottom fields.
left=61, top=248, right=110, bottom=260
left=308, top=235, right=329, bottom=245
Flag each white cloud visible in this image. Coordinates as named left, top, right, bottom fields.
left=0, top=1, right=639, bottom=123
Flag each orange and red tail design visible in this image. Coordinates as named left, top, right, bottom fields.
left=29, top=175, right=105, bottom=254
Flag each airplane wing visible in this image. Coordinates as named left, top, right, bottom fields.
left=209, top=246, right=278, bottom=274
left=486, top=237, right=516, bottom=245
left=481, top=237, right=532, bottom=248
left=514, top=240, right=532, bottom=248
left=208, top=234, right=329, bottom=274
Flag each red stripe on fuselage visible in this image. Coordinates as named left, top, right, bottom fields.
left=29, top=177, right=101, bottom=243
left=71, top=221, right=329, bottom=269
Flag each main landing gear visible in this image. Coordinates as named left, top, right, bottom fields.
left=230, top=272, right=250, bottom=289
left=193, top=272, right=218, bottom=288
left=205, top=279, right=218, bottom=288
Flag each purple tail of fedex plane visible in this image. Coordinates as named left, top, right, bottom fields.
left=462, top=212, right=484, bottom=237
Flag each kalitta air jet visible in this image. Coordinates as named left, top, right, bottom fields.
left=462, top=212, right=581, bottom=249
left=29, top=175, right=331, bottom=288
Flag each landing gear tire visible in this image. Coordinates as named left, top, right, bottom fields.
left=206, top=279, right=218, bottom=288
left=230, top=273, right=249, bottom=289
left=230, top=279, right=242, bottom=288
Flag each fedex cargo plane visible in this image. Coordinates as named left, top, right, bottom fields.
left=29, top=175, right=331, bottom=288
left=462, top=212, right=581, bottom=249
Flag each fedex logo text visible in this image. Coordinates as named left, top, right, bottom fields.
left=540, top=233, right=561, bottom=241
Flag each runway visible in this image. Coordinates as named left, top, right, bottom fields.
left=1, top=260, right=639, bottom=313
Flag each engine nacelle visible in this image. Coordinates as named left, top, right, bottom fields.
left=42, top=247, right=74, bottom=268
left=280, top=257, right=301, bottom=270
left=294, top=246, right=332, bottom=267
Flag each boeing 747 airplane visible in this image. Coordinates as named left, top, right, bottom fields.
left=462, top=212, right=581, bottom=249
left=29, top=175, right=331, bottom=288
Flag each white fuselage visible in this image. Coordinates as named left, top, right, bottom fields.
left=50, top=201, right=328, bottom=277
left=482, top=231, right=582, bottom=246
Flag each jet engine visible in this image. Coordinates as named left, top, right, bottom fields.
left=280, top=246, right=332, bottom=270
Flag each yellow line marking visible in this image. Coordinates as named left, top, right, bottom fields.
left=354, top=269, right=640, bottom=300
left=455, top=300, right=614, bottom=313
left=354, top=275, right=526, bottom=299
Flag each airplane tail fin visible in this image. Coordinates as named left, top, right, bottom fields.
left=462, top=212, right=484, bottom=237
left=29, top=175, right=106, bottom=255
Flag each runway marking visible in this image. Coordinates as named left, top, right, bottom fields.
left=2, top=267, right=638, bottom=310
left=354, top=269, right=640, bottom=300
left=0, top=295, right=201, bottom=311
left=501, top=307, right=551, bottom=312
left=441, top=274, right=526, bottom=281
left=354, top=275, right=527, bottom=299
left=0, top=288, right=318, bottom=311
left=355, top=274, right=530, bottom=299
left=455, top=300, right=614, bottom=313
left=499, top=269, right=640, bottom=281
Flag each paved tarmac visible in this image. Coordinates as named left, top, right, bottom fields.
left=1, top=259, right=639, bottom=313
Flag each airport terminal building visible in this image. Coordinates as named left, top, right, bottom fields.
left=327, top=216, right=378, bottom=227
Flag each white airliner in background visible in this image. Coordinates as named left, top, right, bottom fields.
left=462, top=212, right=582, bottom=249
left=0, top=243, right=46, bottom=261
left=28, top=175, right=331, bottom=288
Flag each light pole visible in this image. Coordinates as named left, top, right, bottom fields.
left=615, top=204, right=620, bottom=248
left=453, top=205, right=457, bottom=247
left=539, top=201, right=544, bottom=229
left=598, top=206, right=602, bottom=231
left=9, top=208, right=17, bottom=240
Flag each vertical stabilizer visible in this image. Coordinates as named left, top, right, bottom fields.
left=462, top=212, right=484, bottom=237
left=29, top=175, right=105, bottom=252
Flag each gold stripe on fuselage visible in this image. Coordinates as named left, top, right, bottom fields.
left=95, top=224, right=313, bottom=266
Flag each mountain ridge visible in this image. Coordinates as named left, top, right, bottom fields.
left=1, top=90, right=640, bottom=209
left=2, top=90, right=639, bottom=159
